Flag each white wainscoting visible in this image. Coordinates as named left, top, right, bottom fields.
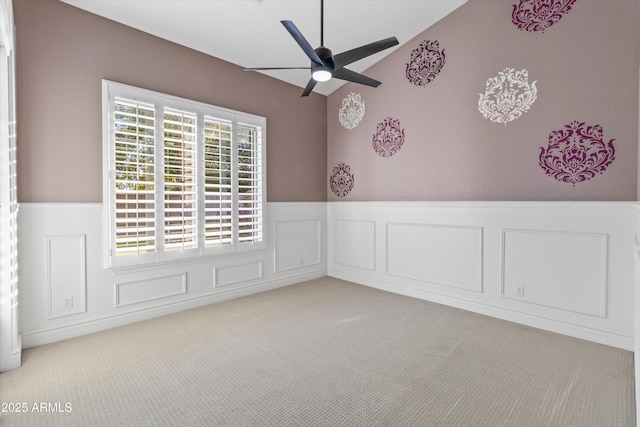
left=335, top=219, right=376, bottom=270
left=274, top=219, right=322, bottom=272
left=46, top=234, right=87, bottom=318
left=18, top=202, right=326, bottom=348
left=214, top=261, right=263, bottom=288
left=16, top=201, right=640, bottom=352
left=328, top=201, right=637, bottom=350
left=115, top=272, right=187, bottom=308
left=387, top=223, right=483, bottom=292
left=502, top=229, right=608, bottom=317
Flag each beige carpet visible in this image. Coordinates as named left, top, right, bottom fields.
left=0, top=277, right=635, bottom=426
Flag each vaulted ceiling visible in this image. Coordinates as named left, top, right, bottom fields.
left=60, top=0, right=467, bottom=95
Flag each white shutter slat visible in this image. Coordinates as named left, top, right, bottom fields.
left=163, top=108, right=198, bottom=252
left=113, top=96, right=157, bottom=257
left=203, top=117, right=234, bottom=248
left=236, top=123, right=263, bottom=245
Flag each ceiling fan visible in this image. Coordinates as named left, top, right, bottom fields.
left=243, top=0, right=399, bottom=97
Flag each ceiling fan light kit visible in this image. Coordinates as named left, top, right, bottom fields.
left=243, top=0, right=399, bottom=96
left=312, top=66, right=332, bottom=82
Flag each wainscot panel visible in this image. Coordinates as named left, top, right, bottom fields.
left=335, top=219, right=376, bottom=271
left=274, top=220, right=322, bottom=272
left=214, top=261, right=263, bottom=288
left=115, top=273, right=187, bottom=308
left=46, top=234, right=87, bottom=318
left=18, top=203, right=327, bottom=348
left=502, top=229, right=607, bottom=317
left=386, top=223, right=483, bottom=292
left=328, top=201, right=637, bottom=350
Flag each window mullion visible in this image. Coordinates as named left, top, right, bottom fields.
left=231, top=117, right=239, bottom=248
left=197, top=112, right=205, bottom=254
left=155, top=101, right=165, bottom=259
left=107, top=92, right=117, bottom=261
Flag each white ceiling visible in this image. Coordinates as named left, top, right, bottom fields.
left=60, top=0, right=467, bottom=96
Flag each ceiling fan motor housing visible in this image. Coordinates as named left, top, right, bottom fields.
left=314, top=46, right=334, bottom=67
left=312, top=46, right=334, bottom=81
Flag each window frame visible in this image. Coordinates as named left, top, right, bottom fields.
left=102, top=80, right=266, bottom=269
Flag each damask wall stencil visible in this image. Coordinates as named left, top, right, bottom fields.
left=478, top=68, right=538, bottom=126
left=405, top=40, right=446, bottom=87
left=512, top=0, right=577, bottom=33
left=539, top=121, right=616, bottom=186
left=372, top=117, right=405, bottom=158
left=329, top=162, right=355, bottom=198
left=338, top=92, right=365, bottom=129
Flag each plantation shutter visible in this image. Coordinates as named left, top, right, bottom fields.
left=237, top=123, right=263, bottom=244
left=0, top=40, right=22, bottom=370
left=203, top=117, right=233, bottom=247
left=163, top=108, right=198, bottom=252
left=113, top=97, right=156, bottom=256
left=104, top=81, right=266, bottom=268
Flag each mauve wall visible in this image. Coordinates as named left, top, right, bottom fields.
left=14, top=0, right=327, bottom=203
left=327, top=0, right=639, bottom=201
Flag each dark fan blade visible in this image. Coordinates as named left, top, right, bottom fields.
left=332, top=68, right=381, bottom=87
left=281, top=20, right=324, bottom=65
left=301, top=78, right=318, bottom=97
left=333, top=37, right=399, bottom=69
left=243, top=67, right=310, bottom=71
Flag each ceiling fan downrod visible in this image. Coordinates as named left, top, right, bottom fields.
left=320, top=0, right=324, bottom=47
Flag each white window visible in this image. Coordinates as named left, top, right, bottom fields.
left=102, top=80, right=265, bottom=268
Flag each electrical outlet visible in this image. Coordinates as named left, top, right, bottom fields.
left=64, top=296, right=73, bottom=309
left=516, top=287, right=524, bottom=297
left=299, top=257, right=304, bottom=266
